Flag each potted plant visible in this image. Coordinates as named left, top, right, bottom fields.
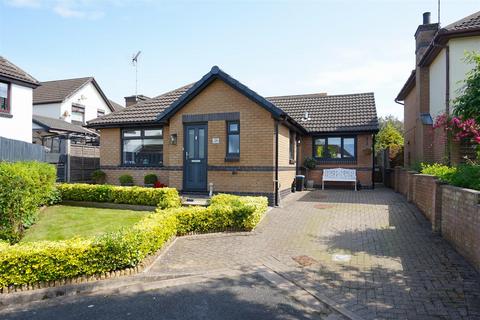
left=91, top=169, right=106, bottom=184
left=144, top=174, right=158, bottom=187
left=119, top=174, right=134, bottom=186
left=303, top=156, right=317, bottom=189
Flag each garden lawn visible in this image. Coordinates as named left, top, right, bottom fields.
left=21, top=205, right=149, bottom=242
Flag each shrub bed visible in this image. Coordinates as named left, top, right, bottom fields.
left=0, top=194, right=268, bottom=288
left=0, top=162, right=56, bottom=243
left=57, top=184, right=181, bottom=209
left=421, top=163, right=480, bottom=191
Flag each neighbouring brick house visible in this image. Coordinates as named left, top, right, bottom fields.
left=396, top=11, right=480, bottom=166
left=87, top=66, right=378, bottom=205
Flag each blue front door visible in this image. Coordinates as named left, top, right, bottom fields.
left=183, top=124, right=207, bottom=192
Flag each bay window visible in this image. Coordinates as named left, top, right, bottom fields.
left=313, top=136, right=356, bottom=160
left=122, top=128, right=163, bottom=166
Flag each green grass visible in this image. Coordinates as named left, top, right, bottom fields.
left=21, top=205, right=149, bottom=242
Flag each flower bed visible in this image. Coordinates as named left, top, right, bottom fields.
left=0, top=194, right=268, bottom=289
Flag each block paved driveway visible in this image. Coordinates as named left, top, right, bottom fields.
left=150, top=188, right=480, bottom=319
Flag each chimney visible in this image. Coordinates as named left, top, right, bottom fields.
left=124, top=95, right=149, bottom=107
left=414, top=12, right=439, bottom=64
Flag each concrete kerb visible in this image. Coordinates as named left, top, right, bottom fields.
left=262, top=260, right=365, bottom=320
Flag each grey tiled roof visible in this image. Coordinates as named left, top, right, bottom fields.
left=267, top=93, right=378, bottom=133
left=444, top=10, right=480, bottom=32
left=0, top=56, right=39, bottom=87
left=33, top=115, right=97, bottom=136
left=87, top=69, right=378, bottom=133
left=88, top=83, right=193, bottom=126
left=108, top=99, right=124, bottom=112
left=33, top=77, right=92, bottom=104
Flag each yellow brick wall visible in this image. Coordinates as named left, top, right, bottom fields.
left=167, top=79, right=276, bottom=193
left=99, top=128, right=120, bottom=166
left=277, top=123, right=296, bottom=192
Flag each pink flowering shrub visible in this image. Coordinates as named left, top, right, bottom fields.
left=433, top=113, right=480, bottom=144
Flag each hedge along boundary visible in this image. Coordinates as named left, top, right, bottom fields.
left=57, top=184, right=181, bottom=209
left=0, top=194, right=268, bottom=292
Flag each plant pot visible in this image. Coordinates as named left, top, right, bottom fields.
left=306, top=180, right=314, bottom=189
left=121, top=183, right=134, bottom=187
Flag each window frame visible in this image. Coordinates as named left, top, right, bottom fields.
left=312, top=135, right=357, bottom=162
left=71, top=103, right=85, bottom=125
left=289, top=130, right=296, bottom=163
left=121, top=127, right=164, bottom=167
left=226, top=120, right=240, bottom=161
left=0, top=81, right=11, bottom=115
left=97, top=109, right=105, bottom=117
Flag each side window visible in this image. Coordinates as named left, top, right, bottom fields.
left=226, top=121, right=240, bottom=158
left=0, top=82, right=10, bottom=114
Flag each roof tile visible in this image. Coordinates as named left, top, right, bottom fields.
left=0, top=56, right=39, bottom=86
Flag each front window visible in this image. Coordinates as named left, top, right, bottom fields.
left=122, top=128, right=163, bottom=166
left=71, top=104, right=85, bottom=125
left=0, top=82, right=10, bottom=114
left=313, top=136, right=356, bottom=160
left=226, top=121, right=240, bottom=158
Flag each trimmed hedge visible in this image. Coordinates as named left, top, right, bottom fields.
left=0, top=194, right=268, bottom=288
left=0, top=211, right=177, bottom=287
left=160, top=194, right=268, bottom=235
left=57, top=184, right=181, bottom=209
left=0, top=162, right=57, bottom=243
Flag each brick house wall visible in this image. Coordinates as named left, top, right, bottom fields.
left=300, top=134, right=374, bottom=188
left=99, top=79, right=298, bottom=202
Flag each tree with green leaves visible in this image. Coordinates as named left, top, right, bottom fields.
left=453, top=51, right=480, bottom=123
left=375, top=122, right=404, bottom=151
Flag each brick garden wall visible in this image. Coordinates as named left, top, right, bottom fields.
left=390, top=168, right=480, bottom=271
left=441, top=185, right=480, bottom=271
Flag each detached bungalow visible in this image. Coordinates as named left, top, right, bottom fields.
left=88, top=67, right=378, bottom=205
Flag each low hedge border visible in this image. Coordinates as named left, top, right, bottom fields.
left=0, top=194, right=268, bottom=291
left=57, top=184, right=181, bottom=209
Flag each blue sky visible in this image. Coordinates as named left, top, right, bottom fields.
left=0, top=0, right=479, bottom=119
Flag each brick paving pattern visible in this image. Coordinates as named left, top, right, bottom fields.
left=150, top=188, right=480, bottom=319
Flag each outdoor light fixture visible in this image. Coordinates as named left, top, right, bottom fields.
left=170, top=134, right=177, bottom=145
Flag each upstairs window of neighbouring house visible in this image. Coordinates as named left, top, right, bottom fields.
left=226, top=121, right=240, bottom=158
left=122, top=128, right=163, bottom=166
left=289, top=131, right=295, bottom=162
left=71, top=104, right=85, bottom=125
left=313, top=136, right=356, bottom=160
left=0, top=82, right=10, bottom=114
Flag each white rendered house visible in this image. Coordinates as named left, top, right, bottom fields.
left=33, top=77, right=116, bottom=124
left=0, top=56, right=40, bottom=143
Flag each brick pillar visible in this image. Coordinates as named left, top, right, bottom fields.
left=431, top=180, right=444, bottom=233
left=407, top=171, right=416, bottom=202
left=394, top=167, right=401, bottom=192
